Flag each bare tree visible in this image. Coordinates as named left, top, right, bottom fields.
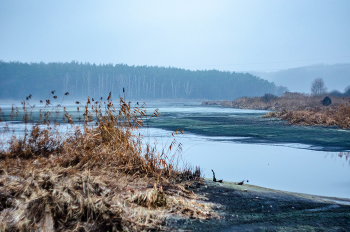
left=311, top=78, right=327, bottom=96
left=184, top=81, right=193, bottom=96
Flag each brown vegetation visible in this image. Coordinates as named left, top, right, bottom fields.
left=263, top=103, right=350, bottom=128
left=202, top=93, right=350, bottom=128
left=203, top=92, right=350, bottom=111
left=0, top=94, right=217, bottom=231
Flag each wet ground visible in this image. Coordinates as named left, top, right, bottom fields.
left=167, top=179, right=350, bottom=231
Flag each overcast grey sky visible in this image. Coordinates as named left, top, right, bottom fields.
left=1, top=0, right=350, bottom=72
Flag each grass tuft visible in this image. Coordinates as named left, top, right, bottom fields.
left=0, top=94, right=217, bottom=231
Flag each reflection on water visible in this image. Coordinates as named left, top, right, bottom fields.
left=325, top=152, right=350, bottom=166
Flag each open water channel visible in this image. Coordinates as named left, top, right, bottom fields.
left=0, top=101, right=349, bottom=198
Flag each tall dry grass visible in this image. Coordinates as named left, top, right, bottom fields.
left=0, top=93, right=217, bottom=231
left=266, top=102, right=350, bottom=128
left=258, top=94, right=350, bottom=128
left=204, top=92, right=350, bottom=111
left=202, top=93, right=350, bottom=129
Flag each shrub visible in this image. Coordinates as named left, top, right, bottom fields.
left=261, top=93, right=277, bottom=103
left=344, top=86, right=350, bottom=96
left=322, top=96, right=332, bottom=106
left=329, top=90, right=343, bottom=97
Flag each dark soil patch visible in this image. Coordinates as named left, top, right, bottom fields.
left=167, top=180, right=350, bottom=231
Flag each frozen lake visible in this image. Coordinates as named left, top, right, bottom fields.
left=1, top=101, right=349, bottom=198
left=141, top=127, right=350, bottom=199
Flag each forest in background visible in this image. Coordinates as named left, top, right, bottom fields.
left=0, top=61, right=286, bottom=101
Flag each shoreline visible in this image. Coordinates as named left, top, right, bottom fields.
left=168, top=179, right=350, bottom=231
left=203, top=178, right=350, bottom=205
left=202, top=94, right=350, bottom=129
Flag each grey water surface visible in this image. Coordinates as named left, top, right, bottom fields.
left=145, top=102, right=350, bottom=151
left=1, top=102, right=349, bottom=198
left=142, top=102, right=350, bottom=198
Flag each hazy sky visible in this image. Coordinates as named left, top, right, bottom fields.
left=1, top=0, right=350, bottom=72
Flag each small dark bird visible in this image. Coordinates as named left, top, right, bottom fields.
left=53, top=96, right=57, bottom=99
left=64, top=92, right=69, bottom=95
left=92, top=98, right=94, bottom=101
left=51, top=90, right=56, bottom=94
left=123, top=87, right=125, bottom=93
left=100, top=97, right=103, bottom=100
left=40, top=100, right=43, bottom=103
left=76, top=101, right=80, bottom=104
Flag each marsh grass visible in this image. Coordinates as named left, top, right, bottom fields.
left=262, top=98, right=350, bottom=129
left=204, top=93, right=349, bottom=111
left=0, top=92, right=217, bottom=231
left=203, top=93, right=350, bottom=129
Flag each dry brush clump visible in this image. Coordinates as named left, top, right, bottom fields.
left=263, top=100, right=350, bottom=128
left=0, top=93, right=218, bottom=231
left=203, top=92, right=350, bottom=111
left=202, top=92, right=350, bottom=129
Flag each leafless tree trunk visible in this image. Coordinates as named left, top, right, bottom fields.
left=76, top=76, right=78, bottom=96
left=63, top=73, right=69, bottom=94
left=184, top=81, right=192, bottom=96
left=98, top=75, right=101, bottom=97
left=87, top=71, right=90, bottom=96
left=311, top=78, right=327, bottom=96
left=153, top=77, right=156, bottom=98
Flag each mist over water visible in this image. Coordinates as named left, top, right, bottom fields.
left=1, top=102, right=349, bottom=198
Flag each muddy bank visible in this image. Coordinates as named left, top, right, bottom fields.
left=168, top=179, right=350, bottom=231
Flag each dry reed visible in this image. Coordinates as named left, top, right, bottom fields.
left=0, top=93, right=218, bottom=231
left=203, top=93, right=350, bottom=129
left=263, top=101, right=350, bottom=128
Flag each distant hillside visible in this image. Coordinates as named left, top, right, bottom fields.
left=251, top=63, right=350, bottom=94
left=0, top=61, right=285, bottom=101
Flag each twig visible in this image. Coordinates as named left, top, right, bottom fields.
left=211, top=170, right=222, bottom=183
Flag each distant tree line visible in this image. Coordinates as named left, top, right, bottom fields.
left=0, top=61, right=287, bottom=101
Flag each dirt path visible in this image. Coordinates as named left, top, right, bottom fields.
left=167, top=179, right=350, bottom=231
